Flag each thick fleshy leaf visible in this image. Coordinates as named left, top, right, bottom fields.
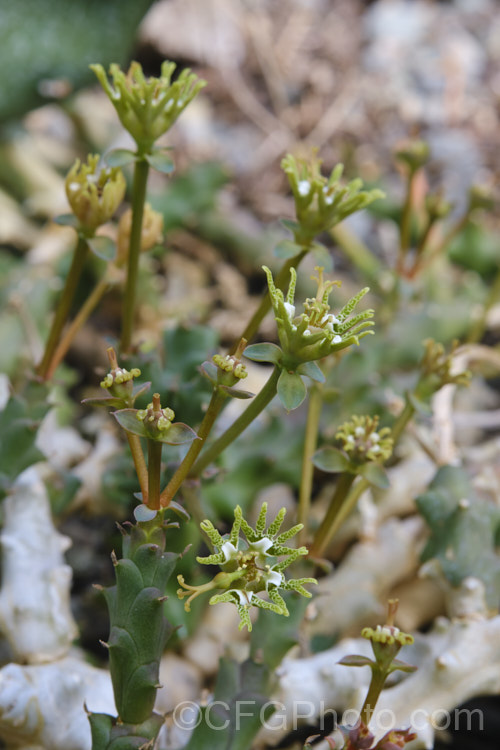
left=388, top=658, right=418, bottom=674
left=145, top=150, right=175, bottom=174
left=200, top=361, right=218, bottom=385
left=134, top=504, right=158, bottom=522
left=312, top=446, right=351, bottom=473
left=297, top=360, right=325, bottom=383
left=274, top=239, right=304, bottom=260
left=277, top=370, right=306, bottom=411
left=358, top=462, right=390, bottom=489
left=337, top=654, right=375, bottom=668
left=54, top=213, right=79, bottom=228
left=244, top=342, right=282, bottom=364
left=113, top=409, right=148, bottom=437
left=280, top=218, right=301, bottom=234
left=105, top=148, right=137, bottom=167
left=168, top=501, right=191, bottom=521
left=158, top=422, right=198, bottom=445
left=81, top=395, right=127, bottom=409
left=132, top=381, right=151, bottom=400
left=218, top=385, right=254, bottom=399
left=87, top=235, right=116, bottom=262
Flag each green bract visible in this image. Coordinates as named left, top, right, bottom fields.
left=177, top=503, right=316, bottom=631
left=91, top=61, right=206, bottom=153
left=245, top=265, right=374, bottom=410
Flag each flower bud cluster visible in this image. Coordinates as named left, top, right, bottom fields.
left=336, top=415, right=393, bottom=464
left=136, top=396, right=175, bottom=436
left=361, top=624, right=413, bottom=648
left=212, top=353, right=247, bottom=380
left=101, top=367, right=141, bottom=390
left=65, top=155, right=125, bottom=233
left=419, top=339, right=471, bottom=390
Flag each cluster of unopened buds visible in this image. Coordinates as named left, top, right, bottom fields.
left=101, top=366, right=141, bottom=390
left=212, top=353, right=247, bottom=380
left=136, top=400, right=175, bottom=433
left=65, top=154, right=126, bottom=233
left=336, top=415, right=393, bottom=464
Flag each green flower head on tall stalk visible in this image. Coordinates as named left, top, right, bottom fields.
left=177, top=504, right=316, bottom=631
left=91, top=60, right=206, bottom=153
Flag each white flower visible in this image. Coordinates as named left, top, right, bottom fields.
left=297, top=180, right=311, bottom=197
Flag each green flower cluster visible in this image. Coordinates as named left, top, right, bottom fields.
left=91, top=61, right=206, bottom=153
left=177, top=504, right=316, bottom=631
left=336, top=415, right=393, bottom=464
left=244, top=266, right=374, bottom=410
left=65, top=154, right=125, bottom=233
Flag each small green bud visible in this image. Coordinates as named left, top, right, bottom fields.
left=99, top=347, right=142, bottom=407
left=65, top=155, right=125, bottom=232
left=136, top=393, right=175, bottom=438
left=395, top=139, right=430, bottom=173
left=91, top=61, right=206, bottom=152
left=425, top=191, right=452, bottom=221
left=468, top=183, right=495, bottom=213
left=419, top=339, right=471, bottom=391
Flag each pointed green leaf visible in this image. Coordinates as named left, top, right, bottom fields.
left=338, top=654, right=375, bottom=668
left=297, top=360, right=325, bottom=383
left=277, top=370, right=306, bottom=411
left=358, top=462, right=390, bottom=489
left=105, top=148, right=137, bottom=167
left=87, top=235, right=116, bottom=262
left=113, top=409, right=148, bottom=437
left=158, top=422, right=198, bottom=445
left=244, top=342, right=283, bottom=364
left=218, top=385, right=254, bottom=399
left=274, top=239, right=304, bottom=260
left=54, top=213, right=79, bottom=228
left=312, top=446, right=351, bottom=473
left=145, top=150, right=175, bottom=174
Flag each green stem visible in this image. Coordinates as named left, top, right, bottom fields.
left=120, top=158, right=149, bottom=353
left=128, top=433, right=148, bottom=503
left=238, top=249, right=308, bottom=347
left=360, top=667, right=387, bottom=726
left=391, top=397, right=416, bottom=445
left=160, top=388, right=228, bottom=506
left=46, top=277, right=111, bottom=379
left=298, top=383, right=323, bottom=543
left=330, top=224, right=382, bottom=282
left=397, top=171, right=415, bottom=271
left=310, top=472, right=356, bottom=558
left=416, top=213, right=469, bottom=275
left=37, top=234, right=89, bottom=379
left=191, top=365, right=281, bottom=476
left=147, top=439, right=162, bottom=511
left=467, top=264, right=500, bottom=344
